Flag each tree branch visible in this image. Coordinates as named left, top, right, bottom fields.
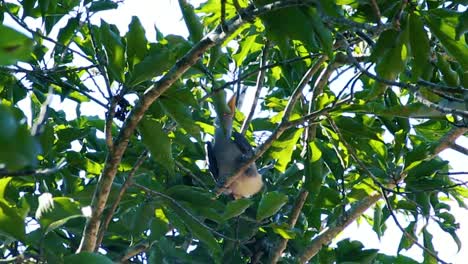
left=133, top=183, right=237, bottom=242
left=271, top=62, right=334, bottom=263
left=241, top=42, right=270, bottom=134
left=78, top=1, right=319, bottom=252
left=450, top=143, right=468, bottom=156
left=95, top=151, right=148, bottom=251
left=270, top=190, right=309, bottom=263
left=0, top=162, right=67, bottom=178
left=381, top=189, right=449, bottom=264
left=216, top=56, right=327, bottom=196
left=298, top=192, right=382, bottom=263
left=297, top=127, right=467, bottom=262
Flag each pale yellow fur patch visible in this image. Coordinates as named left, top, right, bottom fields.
left=229, top=173, right=263, bottom=199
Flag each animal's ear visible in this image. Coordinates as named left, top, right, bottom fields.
left=227, top=94, right=236, bottom=114
left=205, top=142, right=218, bottom=178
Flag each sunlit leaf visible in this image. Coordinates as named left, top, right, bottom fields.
left=0, top=25, right=33, bottom=65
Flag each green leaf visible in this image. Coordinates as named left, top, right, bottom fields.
left=0, top=104, right=18, bottom=140
left=232, top=34, right=260, bottom=66
left=256, top=191, right=288, bottom=221
left=317, top=139, right=344, bottom=180
left=127, top=45, right=172, bottom=86
left=39, top=0, right=50, bottom=17
left=0, top=178, right=25, bottom=240
left=139, top=117, right=174, bottom=174
left=409, top=13, right=430, bottom=80
left=178, top=0, right=204, bottom=42
left=223, top=199, right=253, bottom=220
left=100, top=20, right=126, bottom=82
left=36, top=195, right=84, bottom=234
left=0, top=108, right=42, bottom=170
left=268, top=222, right=296, bottom=239
left=375, top=25, right=410, bottom=81
left=267, top=127, right=303, bottom=172
left=159, top=96, right=200, bottom=135
left=333, top=116, right=383, bottom=141
left=166, top=185, right=220, bottom=209
left=64, top=253, right=114, bottom=264
left=425, top=9, right=468, bottom=70
left=335, top=239, right=379, bottom=263
left=305, top=141, right=325, bottom=197
left=372, top=203, right=383, bottom=239
left=126, top=16, right=147, bottom=69
left=57, top=16, right=79, bottom=46
left=164, top=199, right=221, bottom=253
left=422, top=228, right=438, bottom=264
left=88, top=0, right=118, bottom=12
left=306, top=7, right=333, bottom=56
left=149, top=216, right=169, bottom=241
left=0, top=25, right=33, bottom=65
left=254, top=1, right=325, bottom=54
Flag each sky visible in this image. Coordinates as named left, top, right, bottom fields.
left=5, top=0, right=468, bottom=262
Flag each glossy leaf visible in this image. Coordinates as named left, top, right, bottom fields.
left=178, top=0, right=203, bottom=42
left=266, top=127, right=303, bottom=172
left=223, top=198, right=253, bottom=220
left=100, top=20, right=126, bottom=82
left=0, top=178, right=25, bottom=240
left=409, top=13, right=430, bottom=81
left=36, top=196, right=83, bottom=234
left=164, top=198, right=221, bottom=254
left=256, top=191, right=288, bottom=221
left=139, top=117, right=174, bottom=174
left=126, top=16, right=147, bottom=69
left=0, top=25, right=33, bottom=65
left=425, top=10, right=468, bottom=70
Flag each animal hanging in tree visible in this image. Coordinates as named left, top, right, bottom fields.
left=206, top=90, right=263, bottom=199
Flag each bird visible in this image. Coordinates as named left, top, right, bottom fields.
left=206, top=91, right=263, bottom=199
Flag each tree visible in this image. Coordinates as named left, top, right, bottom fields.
left=0, top=0, right=466, bottom=262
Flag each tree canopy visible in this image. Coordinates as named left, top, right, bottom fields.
left=0, top=0, right=467, bottom=263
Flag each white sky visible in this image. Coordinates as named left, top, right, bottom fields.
left=5, top=0, right=468, bottom=263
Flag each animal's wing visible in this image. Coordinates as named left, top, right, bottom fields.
left=205, top=141, right=219, bottom=178
left=232, top=132, right=254, bottom=155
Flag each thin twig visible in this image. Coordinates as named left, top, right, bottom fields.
left=0, top=162, right=67, bottom=178
left=271, top=63, right=334, bottom=263
left=270, top=190, right=309, bottom=263
left=200, top=53, right=322, bottom=102
left=31, top=87, right=53, bottom=136
left=369, top=0, right=382, bottom=25
left=241, top=42, right=270, bottom=134
left=340, top=34, right=467, bottom=94
left=381, top=189, right=449, bottom=264
left=133, top=183, right=237, bottom=242
left=78, top=0, right=343, bottom=252
left=216, top=56, right=327, bottom=196
left=1, top=2, right=93, bottom=63
left=450, top=143, right=468, bottom=156
left=415, top=91, right=468, bottom=118
left=393, top=0, right=408, bottom=30
left=86, top=10, right=113, bottom=98
left=119, top=241, right=150, bottom=263
left=95, top=151, right=149, bottom=251
left=175, top=160, right=209, bottom=189
left=298, top=192, right=383, bottom=263
left=298, top=127, right=467, bottom=263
